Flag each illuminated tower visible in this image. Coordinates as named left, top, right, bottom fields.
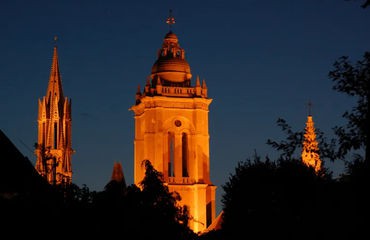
left=301, top=103, right=321, bottom=173
left=35, top=42, right=73, bottom=186
left=130, top=13, right=216, bottom=233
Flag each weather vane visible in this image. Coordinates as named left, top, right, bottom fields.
left=166, top=9, right=175, bottom=30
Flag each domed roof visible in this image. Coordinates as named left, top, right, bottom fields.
left=164, top=31, right=178, bottom=43
left=151, top=31, right=192, bottom=83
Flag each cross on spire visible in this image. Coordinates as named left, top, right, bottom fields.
left=166, top=9, right=175, bottom=30
left=307, top=100, right=313, bottom=116
left=53, top=35, right=58, bottom=46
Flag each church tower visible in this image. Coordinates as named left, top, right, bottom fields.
left=34, top=42, right=73, bottom=186
left=130, top=13, right=216, bottom=233
left=301, top=103, right=322, bottom=173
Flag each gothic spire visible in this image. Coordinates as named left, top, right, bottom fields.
left=35, top=39, right=73, bottom=185
left=46, top=38, right=64, bottom=103
left=301, top=112, right=322, bottom=173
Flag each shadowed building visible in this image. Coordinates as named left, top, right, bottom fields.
left=0, top=129, right=61, bottom=207
left=130, top=13, right=216, bottom=233
left=34, top=43, right=73, bottom=185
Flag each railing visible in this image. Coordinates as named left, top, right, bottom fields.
left=161, top=86, right=195, bottom=97
left=168, top=176, right=195, bottom=184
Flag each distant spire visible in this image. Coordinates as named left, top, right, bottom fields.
left=301, top=113, right=322, bottom=174
left=104, top=161, right=127, bottom=194
left=35, top=39, right=73, bottom=185
left=166, top=9, right=175, bottom=30
left=111, top=161, right=126, bottom=185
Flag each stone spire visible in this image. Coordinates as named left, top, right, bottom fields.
left=46, top=46, right=63, bottom=101
left=104, top=161, right=127, bottom=194
left=46, top=39, right=64, bottom=103
left=111, top=161, right=126, bottom=186
left=301, top=111, right=322, bottom=173
left=35, top=40, right=73, bottom=186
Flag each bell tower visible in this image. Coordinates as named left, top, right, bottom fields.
left=130, top=13, right=216, bottom=233
left=35, top=40, right=73, bottom=186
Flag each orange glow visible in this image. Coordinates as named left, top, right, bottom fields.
left=130, top=26, right=216, bottom=233
left=34, top=46, right=73, bottom=185
left=301, top=115, right=322, bottom=173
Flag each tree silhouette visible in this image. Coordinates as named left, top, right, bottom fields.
left=363, top=0, right=370, bottom=8
left=266, top=118, right=303, bottom=160
left=219, top=153, right=338, bottom=240
left=266, top=118, right=337, bottom=161
left=328, top=52, right=370, bottom=167
left=135, top=159, right=196, bottom=240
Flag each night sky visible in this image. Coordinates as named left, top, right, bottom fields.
left=1, top=0, right=369, bottom=214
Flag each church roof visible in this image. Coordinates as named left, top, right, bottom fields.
left=0, top=129, right=58, bottom=203
left=202, top=210, right=224, bottom=234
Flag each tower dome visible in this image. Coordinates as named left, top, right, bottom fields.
left=151, top=31, right=192, bottom=83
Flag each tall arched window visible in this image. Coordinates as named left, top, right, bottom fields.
left=182, top=132, right=189, bottom=177
left=168, top=132, right=175, bottom=177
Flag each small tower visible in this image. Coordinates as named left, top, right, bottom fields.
left=104, top=161, right=127, bottom=194
left=111, top=161, right=126, bottom=187
left=34, top=39, right=73, bottom=186
left=130, top=12, right=216, bottom=233
left=301, top=102, right=322, bottom=173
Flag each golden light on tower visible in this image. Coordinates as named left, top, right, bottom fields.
left=130, top=11, right=216, bottom=233
left=301, top=101, right=322, bottom=173
left=34, top=39, right=73, bottom=186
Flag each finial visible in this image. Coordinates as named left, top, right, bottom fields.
left=53, top=35, right=58, bottom=47
left=166, top=9, right=175, bottom=30
left=307, top=100, right=312, bottom=116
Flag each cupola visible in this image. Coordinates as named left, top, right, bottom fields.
left=151, top=31, right=192, bottom=83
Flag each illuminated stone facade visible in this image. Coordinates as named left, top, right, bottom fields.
left=130, top=30, right=216, bottom=233
left=34, top=46, right=73, bottom=185
left=301, top=114, right=322, bottom=173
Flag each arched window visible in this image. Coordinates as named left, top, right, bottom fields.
left=182, top=132, right=189, bottom=177
left=168, top=132, right=175, bottom=177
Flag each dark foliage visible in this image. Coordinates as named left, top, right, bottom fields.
left=125, top=159, right=196, bottom=240
left=1, top=158, right=196, bottom=239
left=363, top=0, right=370, bottom=8
left=266, top=118, right=337, bottom=161
left=218, top=154, right=368, bottom=240
left=328, top=52, right=370, bottom=164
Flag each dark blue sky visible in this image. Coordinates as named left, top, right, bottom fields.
left=1, top=0, right=369, bottom=214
